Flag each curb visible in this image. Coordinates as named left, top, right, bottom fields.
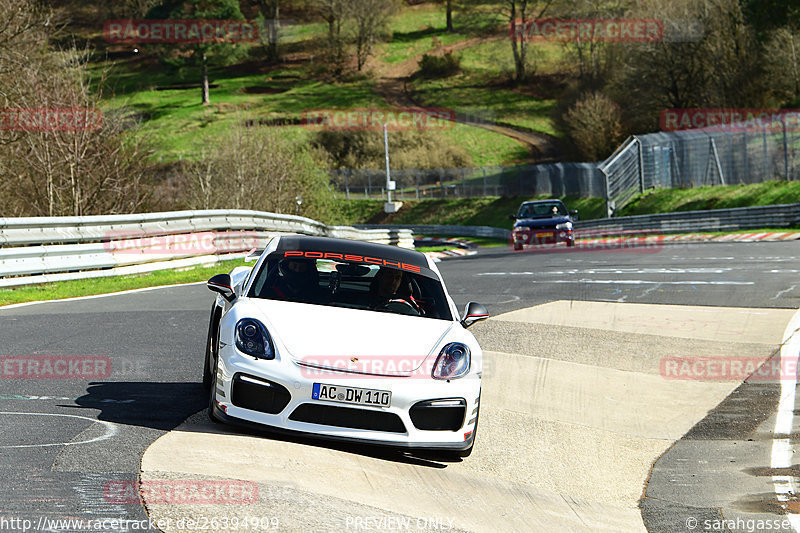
left=576, top=231, right=800, bottom=245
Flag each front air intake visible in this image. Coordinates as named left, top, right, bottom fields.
left=231, top=373, right=291, bottom=414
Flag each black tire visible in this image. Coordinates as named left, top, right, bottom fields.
left=566, top=239, right=575, bottom=248
left=202, top=304, right=220, bottom=390
left=513, top=242, right=523, bottom=251
left=207, top=354, right=223, bottom=424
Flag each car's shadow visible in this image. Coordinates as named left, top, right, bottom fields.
left=184, top=410, right=461, bottom=469
left=63, top=381, right=207, bottom=430
left=63, top=381, right=460, bottom=468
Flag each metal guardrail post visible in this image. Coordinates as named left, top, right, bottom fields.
left=634, top=136, right=644, bottom=193
left=601, top=167, right=612, bottom=218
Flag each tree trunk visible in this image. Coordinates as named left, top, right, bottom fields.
left=446, top=0, right=453, bottom=32
left=201, top=52, right=210, bottom=105
left=267, top=2, right=280, bottom=63
left=509, top=1, right=526, bottom=83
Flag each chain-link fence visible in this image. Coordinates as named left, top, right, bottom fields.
left=333, top=119, right=800, bottom=217
left=601, top=122, right=800, bottom=216
left=331, top=163, right=604, bottom=200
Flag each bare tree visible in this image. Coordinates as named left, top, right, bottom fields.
left=2, top=50, right=153, bottom=217
left=505, top=0, right=553, bottom=82
left=349, top=0, right=399, bottom=71
left=610, top=0, right=763, bottom=131
left=0, top=0, right=55, bottom=147
left=185, top=122, right=333, bottom=219
left=124, top=0, right=161, bottom=17
left=762, top=27, right=800, bottom=102
left=255, top=0, right=282, bottom=62
left=553, top=0, right=628, bottom=89
left=315, top=0, right=350, bottom=73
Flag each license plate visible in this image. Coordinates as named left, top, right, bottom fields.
left=537, top=232, right=553, bottom=238
left=312, top=383, right=391, bottom=408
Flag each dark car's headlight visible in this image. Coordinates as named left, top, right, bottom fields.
left=235, top=318, right=275, bottom=359
left=432, top=343, right=470, bottom=380
left=556, top=222, right=573, bottom=230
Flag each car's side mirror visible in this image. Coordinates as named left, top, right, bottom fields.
left=508, top=213, right=517, bottom=221
left=208, top=273, right=236, bottom=302
left=570, top=210, right=579, bottom=220
left=461, top=302, right=489, bottom=328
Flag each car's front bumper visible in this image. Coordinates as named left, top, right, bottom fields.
left=213, top=347, right=481, bottom=451
left=512, top=228, right=574, bottom=247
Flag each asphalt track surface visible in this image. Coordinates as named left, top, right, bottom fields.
left=1, top=240, right=800, bottom=532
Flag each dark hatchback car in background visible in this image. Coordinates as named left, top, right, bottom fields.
left=510, top=199, right=578, bottom=250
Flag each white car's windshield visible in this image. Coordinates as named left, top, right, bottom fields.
left=249, top=253, right=453, bottom=321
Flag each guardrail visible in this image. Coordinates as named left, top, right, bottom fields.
left=0, top=210, right=413, bottom=288
left=354, top=224, right=511, bottom=240
left=573, top=203, right=800, bottom=233
left=358, top=203, right=800, bottom=242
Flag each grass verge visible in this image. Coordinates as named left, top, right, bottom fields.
left=617, top=181, right=800, bottom=216
left=0, top=258, right=248, bottom=307
left=328, top=196, right=606, bottom=227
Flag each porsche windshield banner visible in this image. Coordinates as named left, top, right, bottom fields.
left=281, top=251, right=423, bottom=274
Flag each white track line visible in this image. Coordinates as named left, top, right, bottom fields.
left=772, top=307, right=800, bottom=531
left=0, top=412, right=117, bottom=448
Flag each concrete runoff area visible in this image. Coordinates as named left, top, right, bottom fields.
left=140, top=301, right=793, bottom=532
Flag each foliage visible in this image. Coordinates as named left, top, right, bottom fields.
left=418, top=51, right=462, bottom=78
left=563, top=92, right=623, bottom=161
left=312, top=129, right=472, bottom=170
left=183, top=122, right=335, bottom=221
left=145, top=0, right=249, bottom=103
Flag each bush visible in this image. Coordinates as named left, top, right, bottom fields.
left=183, top=123, right=334, bottom=221
left=312, top=129, right=472, bottom=170
left=563, top=92, right=624, bottom=161
left=417, top=51, right=461, bottom=78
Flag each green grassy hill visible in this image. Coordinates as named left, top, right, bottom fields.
left=93, top=2, right=565, bottom=167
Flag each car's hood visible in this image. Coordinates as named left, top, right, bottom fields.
left=243, top=299, right=455, bottom=375
left=514, top=216, right=571, bottom=229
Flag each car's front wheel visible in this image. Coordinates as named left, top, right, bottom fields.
left=207, top=355, right=223, bottom=424
left=202, top=304, right=221, bottom=390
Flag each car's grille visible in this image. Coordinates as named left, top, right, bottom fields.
left=231, top=373, right=291, bottom=414
left=289, top=404, right=406, bottom=433
left=409, top=399, right=466, bottom=431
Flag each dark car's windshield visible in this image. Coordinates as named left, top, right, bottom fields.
left=248, top=253, right=453, bottom=321
left=518, top=202, right=567, bottom=218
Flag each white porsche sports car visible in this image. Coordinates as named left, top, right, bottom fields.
left=203, top=234, right=489, bottom=457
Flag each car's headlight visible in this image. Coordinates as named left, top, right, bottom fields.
left=432, top=343, right=470, bottom=380
left=235, top=318, right=275, bottom=359
left=556, top=222, right=573, bottom=230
